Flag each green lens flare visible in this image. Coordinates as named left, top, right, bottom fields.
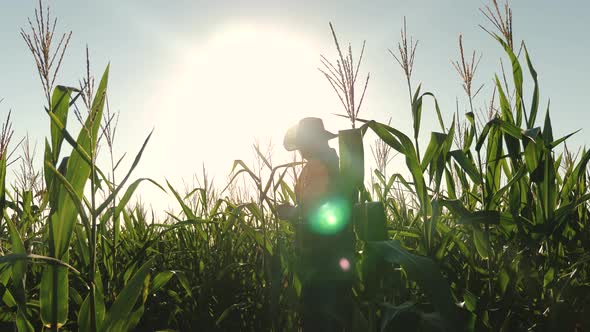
left=309, top=198, right=350, bottom=235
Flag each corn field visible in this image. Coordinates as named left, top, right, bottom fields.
left=0, top=1, right=589, bottom=331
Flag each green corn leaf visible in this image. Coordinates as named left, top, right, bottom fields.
left=0, top=267, right=17, bottom=307
left=492, top=33, right=523, bottom=126
left=444, top=167, right=457, bottom=199
left=6, top=215, right=33, bottom=332
left=368, top=240, right=457, bottom=328
left=208, top=198, right=225, bottom=218
left=245, top=203, right=263, bottom=220
left=261, top=161, right=306, bottom=202
left=422, top=92, right=446, bottom=132
left=223, top=159, right=261, bottom=192
left=44, top=139, right=54, bottom=201
left=475, top=120, right=492, bottom=152
left=41, top=66, right=109, bottom=330
left=490, top=165, right=527, bottom=206
left=410, top=89, right=447, bottom=141
left=496, top=119, right=524, bottom=140
left=99, top=177, right=163, bottom=225
left=16, top=311, right=35, bottom=332
left=459, top=211, right=514, bottom=226
left=463, top=289, right=477, bottom=312
left=496, top=75, right=514, bottom=125
left=6, top=215, right=25, bottom=286
left=51, top=64, right=109, bottom=259
left=120, top=305, right=146, bottom=331
left=45, top=160, right=91, bottom=235
left=523, top=44, right=539, bottom=128
left=411, top=84, right=423, bottom=141
left=476, top=118, right=523, bottom=153
left=150, top=271, right=174, bottom=294
left=40, top=262, right=69, bottom=328
left=548, top=129, right=580, bottom=150
left=216, top=303, right=243, bottom=327
left=0, top=253, right=80, bottom=275
left=434, top=231, right=453, bottom=261
left=450, top=150, right=482, bottom=185
left=49, top=86, right=73, bottom=164
left=279, top=181, right=296, bottom=204
left=420, top=132, right=447, bottom=172
left=543, top=108, right=554, bottom=146
left=366, top=121, right=430, bottom=215
left=472, top=227, right=490, bottom=259
left=175, top=271, right=193, bottom=298
left=95, top=130, right=155, bottom=216
left=561, top=149, right=590, bottom=199
left=542, top=147, right=556, bottom=223
left=242, top=223, right=274, bottom=256
left=99, top=259, right=153, bottom=332
left=0, top=154, right=6, bottom=217
left=485, top=124, right=504, bottom=201
left=73, top=225, right=90, bottom=267
left=440, top=199, right=470, bottom=217
left=524, top=138, right=541, bottom=176
left=165, top=181, right=209, bottom=243
left=543, top=267, right=555, bottom=288
left=497, top=79, right=521, bottom=166
left=44, top=108, right=112, bottom=192
left=78, top=270, right=106, bottom=332
left=427, top=199, right=441, bottom=254
left=360, top=120, right=404, bottom=154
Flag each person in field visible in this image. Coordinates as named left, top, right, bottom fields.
left=278, top=117, right=354, bottom=332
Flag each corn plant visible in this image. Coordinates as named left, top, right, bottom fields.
left=0, top=0, right=588, bottom=331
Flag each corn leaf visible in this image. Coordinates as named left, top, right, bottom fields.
left=99, top=259, right=153, bottom=332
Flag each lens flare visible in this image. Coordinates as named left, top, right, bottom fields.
left=339, top=258, right=351, bottom=271
left=308, top=197, right=350, bottom=235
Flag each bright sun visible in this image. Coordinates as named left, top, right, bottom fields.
left=145, top=22, right=337, bottom=178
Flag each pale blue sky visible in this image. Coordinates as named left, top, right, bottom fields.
left=1, top=1, right=588, bottom=211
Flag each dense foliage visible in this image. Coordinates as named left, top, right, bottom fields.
left=0, top=1, right=588, bottom=331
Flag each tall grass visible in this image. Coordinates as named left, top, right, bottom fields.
left=0, top=0, right=588, bottom=331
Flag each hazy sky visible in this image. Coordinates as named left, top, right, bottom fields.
left=1, top=1, right=589, bottom=211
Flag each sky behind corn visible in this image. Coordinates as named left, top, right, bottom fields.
left=1, top=1, right=589, bottom=212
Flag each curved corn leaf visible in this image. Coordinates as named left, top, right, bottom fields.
left=150, top=271, right=174, bottom=294
left=40, top=261, right=68, bottom=328
left=365, top=121, right=430, bottom=215
left=523, top=44, right=539, bottom=128
left=49, top=86, right=73, bottom=164
left=51, top=64, right=109, bottom=259
left=450, top=150, right=482, bottom=185
left=78, top=270, right=106, bottom=332
left=6, top=214, right=34, bottom=332
left=99, top=177, right=163, bottom=225
left=472, top=227, right=489, bottom=259
left=95, top=130, right=155, bottom=216
left=368, top=240, right=457, bottom=329
left=99, top=258, right=153, bottom=332
left=492, top=33, right=523, bottom=126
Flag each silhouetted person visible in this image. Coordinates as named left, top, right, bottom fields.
left=279, top=117, right=354, bottom=332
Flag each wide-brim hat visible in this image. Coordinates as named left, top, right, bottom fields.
left=283, top=117, right=337, bottom=152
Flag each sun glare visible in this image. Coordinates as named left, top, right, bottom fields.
left=144, top=22, right=336, bottom=179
